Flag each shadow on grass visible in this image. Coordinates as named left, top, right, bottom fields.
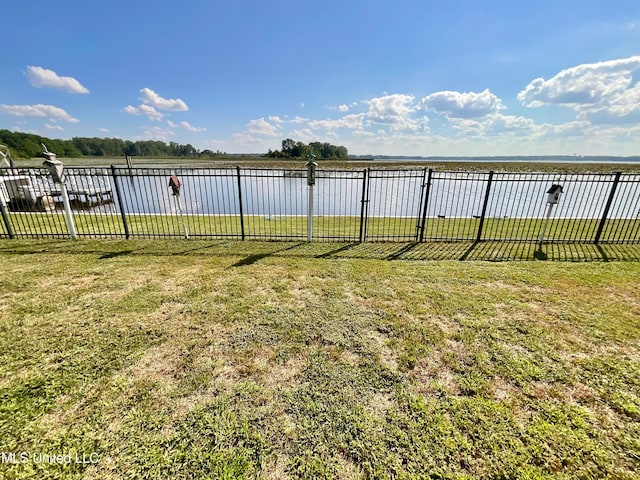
left=0, top=239, right=639, bottom=262
left=231, top=243, right=306, bottom=267
left=99, top=250, right=134, bottom=260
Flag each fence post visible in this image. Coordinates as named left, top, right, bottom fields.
left=418, top=168, right=433, bottom=242
left=359, top=169, right=369, bottom=242
left=594, top=171, right=621, bottom=244
left=476, top=171, right=494, bottom=243
left=236, top=166, right=245, bottom=240
left=111, top=165, right=130, bottom=239
left=0, top=194, right=14, bottom=239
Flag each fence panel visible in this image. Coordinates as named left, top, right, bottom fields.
left=1, top=166, right=639, bottom=243
left=480, top=173, right=614, bottom=242
left=598, top=174, right=640, bottom=243
left=482, top=173, right=543, bottom=241
left=421, top=171, right=489, bottom=241
left=314, top=169, right=364, bottom=242
left=0, top=167, right=68, bottom=238
left=240, top=169, right=306, bottom=240
left=365, top=169, right=426, bottom=241
left=545, top=174, right=614, bottom=243
left=63, top=167, right=125, bottom=238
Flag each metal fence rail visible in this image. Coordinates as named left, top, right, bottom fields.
left=0, top=166, right=638, bottom=243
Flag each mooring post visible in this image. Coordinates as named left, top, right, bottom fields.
left=537, top=183, right=564, bottom=248
left=306, top=152, right=317, bottom=242
left=42, top=144, right=76, bottom=240
left=60, top=181, right=77, bottom=240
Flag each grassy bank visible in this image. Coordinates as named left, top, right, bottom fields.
left=3, top=212, right=639, bottom=245
left=0, top=240, right=639, bottom=479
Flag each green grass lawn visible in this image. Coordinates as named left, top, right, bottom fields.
left=0, top=240, right=639, bottom=479
left=3, top=212, right=639, bottom=244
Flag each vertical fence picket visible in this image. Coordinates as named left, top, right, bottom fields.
left=359, top=169, right=369, bottom=243
left=236, top=166, right=245, bottom=240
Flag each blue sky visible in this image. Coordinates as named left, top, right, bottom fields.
left=2, top=0, right=639, bottom=156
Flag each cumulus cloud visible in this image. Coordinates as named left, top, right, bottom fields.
left=367, top=94, right=415, bottom=120
left=45, top=124, right=64, bottom=131
left=338, top=104, right=349, bottom=112
left=25, top=66, right=89, bottom=94
left=0, top=103, right=79, bottom=122
left=142, top=126, right=175, bottom=142
left=180, top=121, right=205, bottom=132
left=517, top=55, right=640, bottom=123
left=247, top=117, right=280, bottom=136
left=167, top=120, right=206, bottom=132
left=124, top=104, right=163, bottom=121
left=287, top=128, right=315, bottom=143
left=308, top=113, right=365, bottom=130
left=419, top=89, right=505, bottom=118
left=139, top=87, right=188, bottom=111
left=448, top=113, right=539, bottom=138
left=232, top=132, right=262, bottom=145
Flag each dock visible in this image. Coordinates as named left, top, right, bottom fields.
left=0, top=172, right=114, bottom=210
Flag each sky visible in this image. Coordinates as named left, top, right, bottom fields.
left=1, top=0, right=640, bottom=157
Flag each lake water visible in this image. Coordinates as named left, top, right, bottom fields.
left=107, top=168, right=640, bottom=221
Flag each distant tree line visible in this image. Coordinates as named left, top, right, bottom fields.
left=266, top=139, right=348, bottom=159
left=0, top=130, right=225, bottom=159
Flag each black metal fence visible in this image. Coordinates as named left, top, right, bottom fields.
left=0, top=166, right=638, bottom=243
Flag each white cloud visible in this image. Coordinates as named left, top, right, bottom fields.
left=179, top=121, right=206, bottom=132
left=268, top=115, right=284, bottom=124
left=247, top=117, right=280, bottom=136
left=517, top=55, right=640, bottom=124
left=142, top=126, right=175, bottom=142
left=367, top=94, right=415, bottom=120
left=124, top=104, right=163, bottom=121
left=99, top=128, right=110, bottom=133
left=139, top=87, right=188, bottom=111
left=233, top=132, right=262, bottom=145
left=449, top=113, right=539, bottom=137
left=419, top=89, right=505, bottom=118
left=308, top=113, right=365, bottom=130
left=338, top=104, right=349, bottom=112
left=287, top=128, right=315, bottom=143
left=167, top=119, right=205, bottom=132
left=45, top=124, right=64, bottom=131
left=0, top=103, right=79, bottom=123
left=363, top=94, right=425, bottom=132
left=25, top=66, right=89, bottom=94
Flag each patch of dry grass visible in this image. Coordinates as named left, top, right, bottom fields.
left=0, top=239, right=638, bottom=479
